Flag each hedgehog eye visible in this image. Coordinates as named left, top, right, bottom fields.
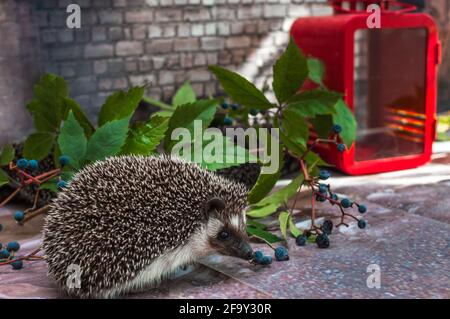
left=218, top=230, right=230, bottom=240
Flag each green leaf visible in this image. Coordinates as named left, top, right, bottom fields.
left=332, top=100, right=356, bottom=147
left=85, top=117, right=130, bottom=163
left=26, top=73, right=70, bottom=132
left=246, top=226, right=283, bottom=244
left=0, top=144, right=15, bottom=166
left=23, top=132, right=55, bottom=161
left=172, top=81, right=197, bottom=107
left=40, top=179, right=59, bottom=192
left=246, top=219, right=267, bottom=230
left=248, top=169, right=281, bottom=205
left=64, top=98, right=95, bottom=138
left=289, top=217, right=302, bottom=238
left=246, top=203, right=279, bottom=218
left=0, top=169, right=9, bottom=187
left=255, top=173, right=304, bottom=208
left=311, top=114, right=334, bottom=139
left=98, top=86, right=145, bottom=126
left=58, top=111, right=88, bottom=170
left=142, top=96, right=173, bottom=111
left=307, top=58, right=325, bottom=87
left=272, top=38, right=308, bottom=104
left=164, top=99, right=218, bottom=152
left=121, top=115, right=169, bottom=156
left=285, top=89, right=341, bottom=118
left=281, top=108, right=309, bottom=148
left=209, top=65, right=273, bottom=110
left=195, top=135, right=256, bottom=171
left=278, top=211, right=289, bottom=240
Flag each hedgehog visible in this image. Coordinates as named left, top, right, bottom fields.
left=42, top=155, right=253, bottom=299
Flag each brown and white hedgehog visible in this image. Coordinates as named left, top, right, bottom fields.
left=42, top=155, right=253, bottom=298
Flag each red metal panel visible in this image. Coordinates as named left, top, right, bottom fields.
left=290, top=8, right=439, bottom=175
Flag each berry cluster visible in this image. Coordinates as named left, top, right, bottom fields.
left=221, top=101, right=260, bottom=126
left=252, top=246, right=289, bottom=266
left=0, top=241, right=23, bottom=270
left=0, top=156, right=70, bottom=270
left=278, top=124, right=368, bottom=252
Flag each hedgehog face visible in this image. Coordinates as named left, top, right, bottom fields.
left=204, top=197, right=253, bottom=261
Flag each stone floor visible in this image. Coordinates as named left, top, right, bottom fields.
left=0, top=149, right=449, bottom=299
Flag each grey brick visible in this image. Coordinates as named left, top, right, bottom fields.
left=184, top=8, right=210, bottom=21
left=92, top=27, right=107, bottom=42
left=57, top=29, right=73, bottom=43
left=94, top=60, right=108, bottom=74
left=152, top=56, right=165, bottom=69
left=264, top=4, right=287, bottom=17
left=125, top=10, right=153, bottom=23
left=132, top=25, right=147, bottom=39
left=148, top=25, right=162, bottom=38
left=129, top=74, right=155, bottom=86
left=237, top=6, right=262, bottom=19
left=174, top=38, right=199, bottom=51
left=42, top=29, right=57, bottom=43
left=146, top=39, right=173, bottom=54
left=52, top=46, right=82, bottom=61
left=138, top=57, right=152, bottom=71
left=125, top=59, right=138, bottom=72
left=84, top=43, right=114, bottom=58
left=155, top=9, right=182, bottom=22
left=116, top=41, right=144, bottom=56
left=201, top=37, right=224, bottom=51
left=99, top=10, right=123, bottom=24
left=108, top=27, right=123, bottom=40
left=75, top=29, right=90, bottom=42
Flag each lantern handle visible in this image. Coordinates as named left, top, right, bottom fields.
left=329, top=0, right=417, bottom=15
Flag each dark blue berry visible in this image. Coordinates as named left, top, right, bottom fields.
left=319, top=169, right=330, bottom=180
left=6, top=241, right=20, bottom=252
left=260, top=256, right=272, bottom=265
left=57, top=180, right=68, bottom=189
left=59, top=155, right=70, bottom=167
left=223, top=117, right=233, bottom=125
left=221, top=102, right=229, bottom=109
left=28, top=159, right=39, bottom=170
left=249, top=109, right=259, bottom=116
left=316, top=195, right=326, bottom=202
left=316, top=233, right=330, bottom=248
left=332, top=124, right=342, bottom=134
left=358, top=204, right=367, bottom=214
left=322, top=220, right=333, bottom=235
left=0, top=249, right=10, bottom=259
left=14, top=211, right=24, bottom=222
left=11, top=259, right=23, bottom=270
left=337, top=144, right=346, bottom=152
left=331, top=194, right=338, bottom=201
left=17, top=159, right=28, bottom=169
left=358, top=219, right=367, bottom=229
left=253, top=251, right=264, bottom=263
left=318, top=183, right=328, bottom=194
left=340, top=198, right=352, bottom=208
left=274, top=246, right=289, bottom=261
left=231, top=104, right=239, bottom=111
left=296, top=235, right=307, bottom=246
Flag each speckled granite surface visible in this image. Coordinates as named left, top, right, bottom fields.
left=0, top=156, right=449, bottom=299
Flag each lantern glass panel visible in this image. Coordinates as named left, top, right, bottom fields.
left=353, top=28, right=427, bottom=162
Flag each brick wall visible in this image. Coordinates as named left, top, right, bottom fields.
left=0, top=1, right=41, bottom=145
left=0, top=0, right=448, bottom=146
left=32, top=0, right=331, bottom=122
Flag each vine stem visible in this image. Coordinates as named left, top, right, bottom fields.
left=21, top=205, right=50, bottom=223
left=0, top=248, right=43, bottom=266
left=250, top=235, right=276, bottom=250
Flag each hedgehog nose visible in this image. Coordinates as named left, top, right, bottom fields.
left=240, top=242, right=254, bottom=260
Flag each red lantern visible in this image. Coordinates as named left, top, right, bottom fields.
left=290, top=0, right=441, bottom=175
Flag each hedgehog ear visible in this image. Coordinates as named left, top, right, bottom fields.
left=205, top=197, right=226, bottom=213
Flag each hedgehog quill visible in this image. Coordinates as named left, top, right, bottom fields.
left=42, top=155, right=253, bottom=298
